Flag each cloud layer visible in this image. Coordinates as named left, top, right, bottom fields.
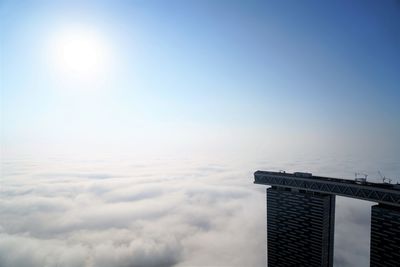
left=1, top=154, right=399, bottom=266
left=0, top=157, right=266, bottom=267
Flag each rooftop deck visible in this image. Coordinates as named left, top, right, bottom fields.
left=254, top=171, right=400, bottom=207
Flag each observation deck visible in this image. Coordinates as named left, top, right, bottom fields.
left=254, top=171, right=400, bottom=207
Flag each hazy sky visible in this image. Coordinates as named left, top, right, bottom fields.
left=1, top=0, right=400, bottom=158
left=1, top=2, right=400, bottom=267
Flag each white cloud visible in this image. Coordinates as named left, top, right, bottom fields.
left=1, top=154, right=398, bottom=266
left=0, top=157, right=266, bottom=267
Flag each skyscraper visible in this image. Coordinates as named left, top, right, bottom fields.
left=267, top=187, right=335, bottom=267
left=370, top=204, right=400, bottom=267
left=255, top=170, right=400, bottom=267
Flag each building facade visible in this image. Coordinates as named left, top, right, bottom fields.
left=267, top=187, right=335, bottom=267
left=370, top=204, right=400, bottom=267
left=255, top=170, right=400, bottom=267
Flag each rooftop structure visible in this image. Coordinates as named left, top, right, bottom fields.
left=254, top=170, right=400, bottom=207
left=255, top=170, right=400, bottom=267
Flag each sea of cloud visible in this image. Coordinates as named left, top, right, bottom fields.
left=0, top=153, right=399, bottom=267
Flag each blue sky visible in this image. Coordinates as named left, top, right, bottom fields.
left=1, top=0, right=399, bottom=158
left=1, top=2, right=400, bottom=266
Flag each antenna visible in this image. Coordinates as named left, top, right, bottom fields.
left=378, top=171, right=392, bottom=184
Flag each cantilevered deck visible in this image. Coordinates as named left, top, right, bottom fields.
left=254, top=171, right=400, bottom=207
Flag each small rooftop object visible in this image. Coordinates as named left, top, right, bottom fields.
left=379, top=171, right=393, bottom=184
left=354, top=172, right=368, bottom=184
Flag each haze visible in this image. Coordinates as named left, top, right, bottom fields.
left=1, top=1, right=399, bottom=266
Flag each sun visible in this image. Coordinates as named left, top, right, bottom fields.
left=51, top=27, right=109, bottom=77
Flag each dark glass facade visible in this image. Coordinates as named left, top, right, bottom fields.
left=256, top=171, right=400, bottom=266
left=370, top=204, right=400, bottom=267
left=267, top=187, right=335, bottom=267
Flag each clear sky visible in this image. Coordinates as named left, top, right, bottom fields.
left=1, top=0, right=400, bottom=159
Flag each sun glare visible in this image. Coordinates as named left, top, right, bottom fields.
left=51, top=27, right=109, bottom=77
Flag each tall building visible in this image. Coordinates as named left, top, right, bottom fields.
left=255, top=170, right=400, bottom=267
left=370, top=204, right=400, bottom=267
left=267, top=187, right=335, bottom=267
